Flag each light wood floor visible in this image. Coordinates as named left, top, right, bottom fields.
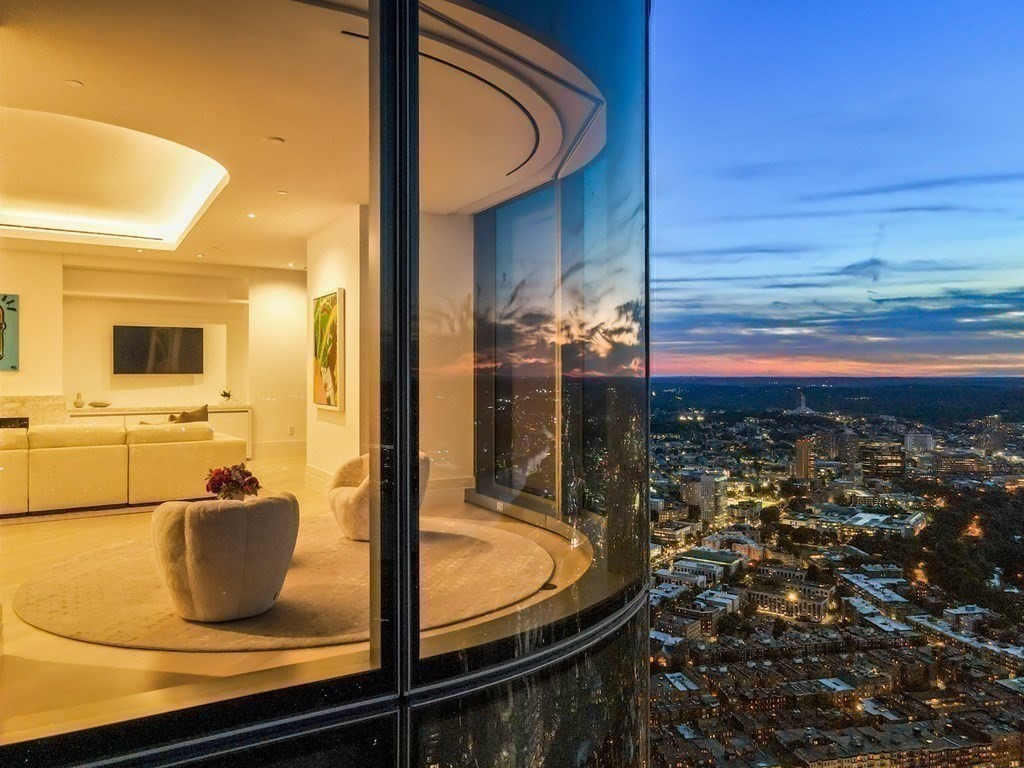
left=0, top=457, right=590, bottom=745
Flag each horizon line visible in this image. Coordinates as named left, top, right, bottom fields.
left=650, top=373, right=1024, bottom=379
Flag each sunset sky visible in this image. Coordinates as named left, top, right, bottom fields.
left=650, top=1, right=1024, bottom=377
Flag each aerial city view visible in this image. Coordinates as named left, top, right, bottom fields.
left=648, top=3, right=1024, bottom=767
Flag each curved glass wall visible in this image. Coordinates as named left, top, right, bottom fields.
left=417, top=0, right=648, bottom=671
left=0, top=0, right=648, bottom=762
left=414, top=610, right=649, bottom=767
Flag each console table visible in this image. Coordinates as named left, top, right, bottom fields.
left=68, top=405, right=252, bottom=458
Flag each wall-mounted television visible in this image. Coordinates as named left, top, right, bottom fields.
left=113, top=326, right=204, bottom=374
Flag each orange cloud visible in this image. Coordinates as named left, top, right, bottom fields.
left=652, top=351, right=1024, bottom=377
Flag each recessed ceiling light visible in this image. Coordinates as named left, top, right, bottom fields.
left=136, top=249, right=144, bottom=253
left=246, top=212, right=256, bottom=219
left=276, top=190, right=288, bottom=195
left=65, top=79, right=84, bottom=87
left=196, top=253, right=204, bottom=258
left=287, top=262, right=295, bottom=267
left=264, top=136, right=286, bottom=144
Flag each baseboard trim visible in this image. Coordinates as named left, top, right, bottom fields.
left=427, top=475, right=473, bottom=490
left=253, top=439, right=305, bottom=460
left=304, top=464, right=334, bottom=492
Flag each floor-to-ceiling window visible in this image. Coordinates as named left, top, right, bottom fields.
left=0, top=0, right=389, bottom=751
left=0, top=1, right=648, bottom=763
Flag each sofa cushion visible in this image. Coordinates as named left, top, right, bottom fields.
left=0, top=428, right=28, bottom=451
left=127, top=433, right=245, bottom=504
left=126, top=422, right=213, bottom=445
left=168, top=405, right=209, bottom=424
left=28, top=424, right=126, bottom=449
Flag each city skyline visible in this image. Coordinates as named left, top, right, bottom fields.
left=651, top=1, right=1024, bottom=377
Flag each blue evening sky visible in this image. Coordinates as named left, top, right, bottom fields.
left=651, top=1, right=1024, bottom=376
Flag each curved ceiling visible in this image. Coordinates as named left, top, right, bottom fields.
left=0, top=0, right=604, bottom=267
left=0, top=107, right=228, bottom=249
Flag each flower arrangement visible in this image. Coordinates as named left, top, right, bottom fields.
left=206, top=463, right=261, bottom=500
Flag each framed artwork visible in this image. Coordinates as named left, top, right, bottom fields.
left=0, top=294, right=19, bottom=372
left=312, top=288, right=344, bottom=410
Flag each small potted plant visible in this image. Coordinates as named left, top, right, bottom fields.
left=206, top=463, right=261, bottom=500
left=220, top=389, right=232, bottom=403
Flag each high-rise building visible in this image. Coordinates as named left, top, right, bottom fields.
left=813, top=431, right=839, bottom=460
left=680, top=472, right=729, bottom=530
left=982, top=415, right=1006, bottom=454
left=838, top=430, right=860, bottom=473
left=860, top=442, right=907, bottom=480
left=904, top=432, right=935, bottom=454
left=795, top=436, right=816, bottom=480
left=936, top=452, right=986, bottom=475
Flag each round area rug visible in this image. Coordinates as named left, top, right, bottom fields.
left=13, top=514, right=554, bottom=652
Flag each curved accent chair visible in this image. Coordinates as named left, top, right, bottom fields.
left=151, top=493, right=300, bottom=622
left=330, top=452, right=430, bottom=541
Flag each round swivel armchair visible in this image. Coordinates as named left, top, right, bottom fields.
left=151, top=493, right=300, bottom=622
left=330, top=452, right=430, bottom=541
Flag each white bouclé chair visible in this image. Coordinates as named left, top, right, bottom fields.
left=329, top=452, right=430, bottom=541
left=151, top=493, right=300, bottom=622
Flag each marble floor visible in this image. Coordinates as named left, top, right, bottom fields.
left=0, top=456, right=590, bottom=745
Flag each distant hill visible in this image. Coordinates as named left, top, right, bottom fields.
left=652, top=377, right=1024, bottom=427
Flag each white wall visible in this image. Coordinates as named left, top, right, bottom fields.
left=0, top=249, right=64, bottom=397
left=306, top=206, right=363, bottom=481
left=0, top=252, right=307, bottom=455
left=61, top=261, right=308, bottom=458
left=419, top=213, right=475, bottom=492
left=62, top=267, right=249, bottom=408
left=248, top=269, right=307, bottom=457
left=63, top=298, right=244, bottom=407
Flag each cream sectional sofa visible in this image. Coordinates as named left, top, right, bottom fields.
left=0, top=428, right=29, bottom=515
left=127, top=422, right=245, bottom=504
left=0, top=422, right=246, bottom=515
left=29, top=423, right=129, bottom=512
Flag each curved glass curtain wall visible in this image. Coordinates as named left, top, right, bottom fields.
left=417, top=0, right=649, bottom=671
left=0, top=0, right=647, bottom=761
left=414, top=608, right=649, bottom=767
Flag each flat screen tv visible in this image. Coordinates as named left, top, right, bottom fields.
left=113, top=326, right=204, bottom=374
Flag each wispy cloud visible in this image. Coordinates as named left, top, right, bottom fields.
left=653, top=243, right=815, bottom=263
left=708, top=204, right=1011, bottom=223
left=803, top=172, right=1024, bottom=201
left=652, top=257, right=974, bottom=288
left=715, top=161, right=798, bottom=181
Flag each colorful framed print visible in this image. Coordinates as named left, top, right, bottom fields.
left=312, top=288, right=344, bottom=410
left=0, top=294, right=19, bottom=372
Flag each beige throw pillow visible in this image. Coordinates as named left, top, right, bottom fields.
left=168, top=404, right=209, bottom=423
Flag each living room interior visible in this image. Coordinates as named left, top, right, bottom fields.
left=0, top=0, right=636, bottom=745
